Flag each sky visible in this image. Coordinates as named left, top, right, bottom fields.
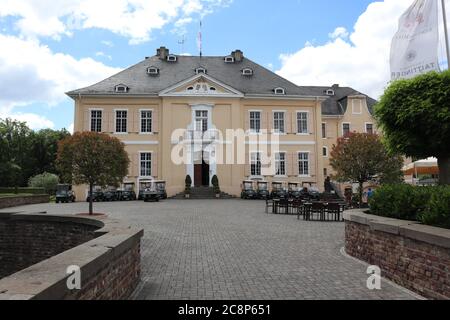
left=0, top=0, right=447, bottom=131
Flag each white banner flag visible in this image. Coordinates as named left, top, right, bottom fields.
left=390, top=0, right=440, bottom=80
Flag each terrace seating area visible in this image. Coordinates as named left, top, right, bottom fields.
left=266, top=198, right=347, bottom=222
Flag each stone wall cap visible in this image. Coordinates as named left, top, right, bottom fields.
left=0, top=213, right=144, bottom=300
left=400, top=223, right=450, bottom=249
left=345, top=210, right=450, bottom=249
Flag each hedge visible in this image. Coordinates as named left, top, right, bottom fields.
left=369, top=184, right=450, bottom=229
left=0, top=187, right=47, bottom=195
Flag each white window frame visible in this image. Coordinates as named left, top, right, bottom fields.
left=326, top=89, right=335, bottom=96
left=147, top=67, right=159, bottom=76
left=115, top=85, right=128, bottom=93
left=298, top=151, right=310, bottom=178
left=195, top=67, right=207, bottom=74
left=242, top=68, right=253, bottom=76
left=249, top=110, right=262, bottom=134
left=365, top=122, right=374, bottom=134
left=352, top=99, right=363, bottom=114
left=275, top=152, right=287, bottom=177
left=274, top=87, right=286, bottom=95
left=195, top=110, right=209, bottom=132
left=250, top=152, right=262, bottom=177
left=89, top=108, right=103, bottom=133
left=296, top=111, right=309, bottom=135
left=273, top=111, right=286, bottom=134
left=139, top=151, right=152, bottom=178
left=114, top=109, right=128, bottom=134
left=322, top=122, right=327, bottom=139
left=167, top=55, right=177, bottom=62
left=342, top=122, right=351, bottom=137
left=224, top=56, right=235, bottom=63
left=140, top=109, right=153, bottom=134
left=323, top=146, right=328, bottom=158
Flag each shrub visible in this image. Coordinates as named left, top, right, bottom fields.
left=211, top=175, right=220, bottom=194
left=369, top=184, right=431, bottom=221
left=185, top=175, right=192, bottom=195
left=28, top=172, right=59, bottom=195
left=0, top=187, right=45, bottom=195
left=369, top=184, right=450, bottom=229
left=420, top=187, right=450, bottom=229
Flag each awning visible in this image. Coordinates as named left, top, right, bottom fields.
left=402, top=158, right=439, bottom=176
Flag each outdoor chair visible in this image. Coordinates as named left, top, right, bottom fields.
left=311, top=202, right=325, bottom=221
left=279, top=198, right=290, bottom=215
left=265, top=199, right=274, bottom=214
left=326, top=202, right=341, bottom=221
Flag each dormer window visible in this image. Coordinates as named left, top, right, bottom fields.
left=195, top=67, right=207, bottom=74
left=274, top=87, right=285, bottom=95
left=115, top=84, right=129, bottom=93
left=167, top=54, right=177, bottom=62
left=224, top=56, right=235, bottom=63
left=326, top=89, right=335, bottom=96
left=242, top=68, right=253, bottom=76
left=147, top=66, right=159, bottom=76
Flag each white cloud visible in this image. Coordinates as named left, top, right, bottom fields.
left=0, top=0, right=232, bottom=44
left=96, top=51, right=112, bottom=60
left=328, top=27, right=349, bottom=39
left=68, top=123, right=74, bottom=134
left=277, top=0, right=415, bottom=98
left=0, top=33, right=120, bottom=129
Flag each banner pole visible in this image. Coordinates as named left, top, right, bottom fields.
left=442, top=0, right=450, bottom=69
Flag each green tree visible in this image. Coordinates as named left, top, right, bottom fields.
left=29, top=172, right=59, bottom=195
left=375, top=70, right=450, bottom=185
left=0, top=118, right=33, bottom=187
left=330, top=132, right=404, bottom=206
left=57, top=132, right=129, bottom=215
left=30, top=129, right=71, bottom=176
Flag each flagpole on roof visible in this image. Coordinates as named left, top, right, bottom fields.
left=442, top=0, right=450, bottom=69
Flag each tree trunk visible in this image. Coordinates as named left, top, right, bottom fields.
left=358, top=181, right=364, bottom=208
left=89, top=183, right=93, bottom=215
left=438, top=156, right=450, bottom=185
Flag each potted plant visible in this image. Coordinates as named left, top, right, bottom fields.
left=185, top=175, right=192, bottom=199
left=212, top=175, right=221, bottom=198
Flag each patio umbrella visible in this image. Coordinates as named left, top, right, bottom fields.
left=402, top=158, right=439, bottom=176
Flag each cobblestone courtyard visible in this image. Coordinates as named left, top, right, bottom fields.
left=1, top=200, right=420, bottom=300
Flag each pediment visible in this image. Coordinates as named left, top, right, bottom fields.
left=159, top=74, right=244, bottom=97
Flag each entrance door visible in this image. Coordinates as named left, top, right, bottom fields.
left=194, top=164, right=203, bottom=187
left=194, top=156, right=210, bottom=187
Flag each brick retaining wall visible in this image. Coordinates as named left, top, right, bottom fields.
left=0, top=213, right=143, bottom=300
left=0, top=195, right=50, bottom=209
left=344, top=210, right=450, bottom=300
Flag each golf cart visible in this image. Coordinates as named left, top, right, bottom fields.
left=103, top=187, right=119, bottom=202
left=241, top=180, right=257, bottom=200
left=86, top=186, right=104, bottom=202
left=288, top=182, right=301, bottom=199
left=138, top=180, right=153, bottom=200
left=271, top=182, right=287, bottom=199
left=119, top=183, right=136, bottom=201
left=155, top=180, right=167, bottom=200
left=55, top=184, right=76, bottom=203
left=256, top=181, right=270, bottom=200
left=303, top=182, right=320, bottom=201
left=143, top=180, right=167, bottom=202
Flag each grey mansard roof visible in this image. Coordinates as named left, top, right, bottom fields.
left=67, top=50, right=377, bottom=116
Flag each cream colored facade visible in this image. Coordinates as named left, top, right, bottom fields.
left=70, top=49, right=376, bottom=200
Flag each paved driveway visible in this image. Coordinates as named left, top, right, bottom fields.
left=1, top=200, right=420, bottom=300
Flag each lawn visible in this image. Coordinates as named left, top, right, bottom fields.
left=0, top=193, right=34, bottom=198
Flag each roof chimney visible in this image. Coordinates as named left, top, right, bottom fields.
left=157, top=47, right=169, bottom=60
left=232, top=50, right=244, bottom=62
left=332, top=84, right=339, bottom=88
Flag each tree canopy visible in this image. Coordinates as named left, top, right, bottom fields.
left=330, top=132, right=404, bottom=204
left=375, top=70, right=450, bottom=184
left=0, top=118, right=70, bottom=187
left=57, top=132, right=129, bottom=214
